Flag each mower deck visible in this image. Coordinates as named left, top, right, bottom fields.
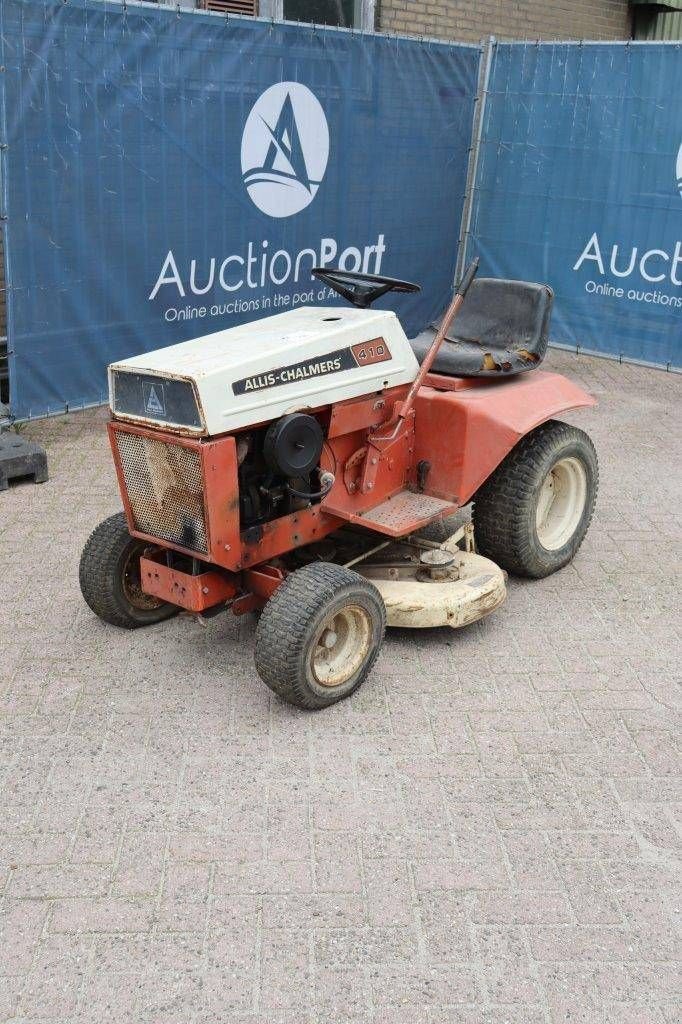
left=356, top=535, right=506, bottom=629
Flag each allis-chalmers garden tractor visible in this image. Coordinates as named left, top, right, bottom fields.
left=80, top=260, right=598, bottom=709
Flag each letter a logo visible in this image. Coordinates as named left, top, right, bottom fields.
left=241, top=83, right=329, bottom=218
left=143, top=382, right=166, bottom=416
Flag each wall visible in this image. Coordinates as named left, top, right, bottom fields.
left=378, top=1, right=632, bottom=42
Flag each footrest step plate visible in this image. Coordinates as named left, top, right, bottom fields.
left=325, top=490, right=458, bottom=538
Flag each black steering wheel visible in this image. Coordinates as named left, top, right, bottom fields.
left=311, top=267, right=421, bottom=309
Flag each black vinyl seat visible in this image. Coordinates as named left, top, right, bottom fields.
left=412, top=278, right=554, bottom=378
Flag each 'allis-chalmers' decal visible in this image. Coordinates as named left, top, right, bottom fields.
left=232, top=338, right=390, bottom=395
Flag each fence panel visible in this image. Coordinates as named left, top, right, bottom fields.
left=468, top=42, right=682, bottom=369
left=0, top=0, right=480, bottom=419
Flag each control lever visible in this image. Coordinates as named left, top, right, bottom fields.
left=373, top=257, right=480, bottom=441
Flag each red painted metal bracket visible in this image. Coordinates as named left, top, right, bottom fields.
left=231, top=565, right=285, bottom=616
left=139, top=556, right=238, bottom=613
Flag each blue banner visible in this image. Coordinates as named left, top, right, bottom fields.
left=0, top=0, right=479, bottom=419
left=468, top=42, right=682, bottom=369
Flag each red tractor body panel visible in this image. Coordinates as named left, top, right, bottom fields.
left=108, top=420, right=243, bottom=571
left=412, top=370, right=596, bottom=505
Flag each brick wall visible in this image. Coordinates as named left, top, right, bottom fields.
left=378, top=1, right=632, bottom=42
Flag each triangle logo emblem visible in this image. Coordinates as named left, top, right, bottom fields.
left=144, top=383, right=166, bottom=416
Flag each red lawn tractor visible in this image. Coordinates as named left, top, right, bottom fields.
left=80, top=261, right=598, bottom=708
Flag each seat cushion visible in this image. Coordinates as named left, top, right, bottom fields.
left=413, top=277, right=554, bottom=378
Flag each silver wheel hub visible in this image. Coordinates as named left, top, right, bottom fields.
left=536, top=456, right=588, bottom=551
left=312, top=606, right=372, bottom=688
left=321, top=629, right=338, bottom=649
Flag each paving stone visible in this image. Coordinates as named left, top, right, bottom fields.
left=262, top=893, right=365, bottom=930
left=155, top=862, right=211, bottom=932
left=49, top=898, right=155, bottom=934
left=0, top=902, right=49, bottom=973
left=370, top=964, right=479, bottom=1006
left=314, top=926, right=420, bottom=966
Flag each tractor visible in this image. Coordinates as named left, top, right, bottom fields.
left=79, top=260, right=598, bottom=709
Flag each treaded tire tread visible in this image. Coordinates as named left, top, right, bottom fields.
left=79, top=512, right=177, bottom=628
left=472, top=420, right=598, bottom=579
left=254, top=562, right=386, bottom=710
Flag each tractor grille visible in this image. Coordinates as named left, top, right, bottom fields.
left=113, top=430, right=208, bottom=554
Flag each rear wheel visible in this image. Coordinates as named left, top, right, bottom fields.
left=254, top=562, right=386, bottom=709
left=414, top=511, right=468, bottom=544
left=79, top=512, right=177, bottom=628
left=472, top=421, right=598, bottom=578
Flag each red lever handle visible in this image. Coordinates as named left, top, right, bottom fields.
left=376, top=258, right=480, bottom=439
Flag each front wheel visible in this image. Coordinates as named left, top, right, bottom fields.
left=472, top=421, right=598, bottom=579
left=254, top=562, right=386, bottom=710
left=79, top=512, right=178, bottom=628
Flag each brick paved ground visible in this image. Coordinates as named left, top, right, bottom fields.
left=0, top=350, right=680, bottom=1023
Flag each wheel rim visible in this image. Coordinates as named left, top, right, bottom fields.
left=121, top=547, right=164, bottom=611
left=312, top=605, right=372, bottom=688
left=535, top=456, right=588, bottom=551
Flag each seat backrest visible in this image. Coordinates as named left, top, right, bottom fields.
left=446, top=278, right=554, bottom=356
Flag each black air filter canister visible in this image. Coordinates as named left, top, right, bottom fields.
left=263, top=414, right=324, bottom=478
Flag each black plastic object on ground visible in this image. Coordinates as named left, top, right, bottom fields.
left=0, top=431, right=48, bottom=490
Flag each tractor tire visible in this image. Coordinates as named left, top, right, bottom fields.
left=79, top=512, right=178, bottom=628
left=472, top=420, right=598, bottom=579
left=415, top=511, right=468, bottom=544
left=254, top=562, right=386, bottom=710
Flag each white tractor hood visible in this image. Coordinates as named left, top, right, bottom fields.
left=109, top=306, right=420, bottom=436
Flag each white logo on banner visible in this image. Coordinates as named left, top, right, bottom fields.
left=677, top=141, right=682, bottom=198
left=241, top=83, right=330, bottom=218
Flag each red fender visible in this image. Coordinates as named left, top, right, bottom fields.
left=413, top=371, right=597, bottom=505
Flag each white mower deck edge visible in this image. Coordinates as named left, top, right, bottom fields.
left=356, top=535, right=507, bottom=630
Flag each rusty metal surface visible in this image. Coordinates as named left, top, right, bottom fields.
left=422, top=372, right=488, bottom=392
left=108, top=421, right=242, bottom=571
left=243, top=565, right=285, bottom=599
left=139, top=556, right=238, bottom=613
left=111, top=425, right=208, bottom=555
left=326, top=489, right=457, bottom=538
left=200, top=434, right=242, bottom=572
left=240, top=505, right=343, bottom=567
left=327, top=385, right=406, bottom=439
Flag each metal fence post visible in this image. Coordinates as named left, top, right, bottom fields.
left=455, top=34, right=495, bottom=282
left=0, top=12, right=10, bottom=419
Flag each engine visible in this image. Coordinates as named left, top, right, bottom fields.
left=236, top=413, right=331, bottom=530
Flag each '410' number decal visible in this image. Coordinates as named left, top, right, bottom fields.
left=351, top=338, right=391, bottom=366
